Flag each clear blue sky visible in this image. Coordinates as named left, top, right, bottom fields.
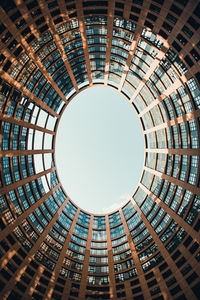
left=55, top=86, right=144, bottom=214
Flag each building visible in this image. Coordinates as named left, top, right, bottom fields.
left=0, top=0, right=200, bottom=299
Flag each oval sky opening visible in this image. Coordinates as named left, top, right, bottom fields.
left=55, top=86, right=144, bottom=214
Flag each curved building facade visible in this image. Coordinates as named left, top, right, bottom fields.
left=0, top=0, right=200, bottom=299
